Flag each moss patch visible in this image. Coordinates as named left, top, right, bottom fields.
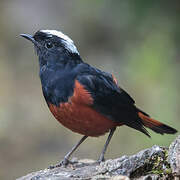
left=130, top=147, right=173, bottom=178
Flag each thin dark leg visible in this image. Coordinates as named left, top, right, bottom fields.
left=98, top=128, right=116, bottom=162
left=63, top=135, right=88, bottom=164
left=52, top=135, right=88, bottom=167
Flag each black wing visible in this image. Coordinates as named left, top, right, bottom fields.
left=76, top=63, right=149, bottom=136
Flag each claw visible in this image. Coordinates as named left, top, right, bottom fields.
left=48, top=158, right=71, bottom=169
left=97, top=157, right=105, bottom=164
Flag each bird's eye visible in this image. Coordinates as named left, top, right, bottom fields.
left=45, top=42, right=53, bottom=49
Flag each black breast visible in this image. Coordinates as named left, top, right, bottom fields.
left=40, top=66, right=76, bottom=106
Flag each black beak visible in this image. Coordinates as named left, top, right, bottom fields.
left=20, top=34, right=36, bottom=44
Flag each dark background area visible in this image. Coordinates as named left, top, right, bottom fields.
left=0, top=1, right=180, bottom=179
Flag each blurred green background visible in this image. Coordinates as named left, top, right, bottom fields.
left=0, top=0, right=180, bottom=179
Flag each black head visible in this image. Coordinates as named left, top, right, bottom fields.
left=20, top=30, right=82, bottom=67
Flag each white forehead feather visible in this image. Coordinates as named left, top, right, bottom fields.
left=41, top=30, right=73, bottom=43
left=40, top=30, right=79, bottom=54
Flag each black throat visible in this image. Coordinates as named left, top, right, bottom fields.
left=38, top=53, right=83, bottom=106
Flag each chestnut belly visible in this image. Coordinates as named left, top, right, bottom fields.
left=48, top=102, right=120, bottom=137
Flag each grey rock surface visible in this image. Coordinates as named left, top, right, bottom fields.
left=168, top=135, right=180, bottom=178
left=98, top=145, right=165, bottom=177
left=133, top=174, right=159, bottom=180
left=18, top=135, right=180, bottom=180
left=17, top=145, right=169, bottom=180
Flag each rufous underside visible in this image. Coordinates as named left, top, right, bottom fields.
left=48, top=80, right=122, bottom=136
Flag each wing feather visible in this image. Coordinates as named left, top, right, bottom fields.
left=76, top=64, right=149, bottom=136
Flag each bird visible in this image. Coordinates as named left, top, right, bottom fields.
left=20, top=30, right=177, bottom=167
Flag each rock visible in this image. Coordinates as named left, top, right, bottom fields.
left=18, top=134, right=180, bottom=180
left=168, top=135, right=180, bottom=178
left=110, top=175, right=130, bottom=180
left=133, top=174, right=159, bottom=180
left=17, top=145, right=170, bottom=180
left=98, top=145, right=167, bottom=177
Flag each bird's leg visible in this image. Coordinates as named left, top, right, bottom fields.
left=98, top=128, right=116, bottom=163
left=50, top=135, right=88, bottom=168
left=62, top=135, right=88, bottom=165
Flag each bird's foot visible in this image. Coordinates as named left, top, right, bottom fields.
left=48, top=158, right=70, bottom=169
left=97, top=156, right=105, bottom=164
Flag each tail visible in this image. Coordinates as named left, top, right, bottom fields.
left=138, top=110, right=177, bottom=135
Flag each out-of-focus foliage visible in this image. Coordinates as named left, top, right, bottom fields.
left=0, top=0, right=179, bottom=179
